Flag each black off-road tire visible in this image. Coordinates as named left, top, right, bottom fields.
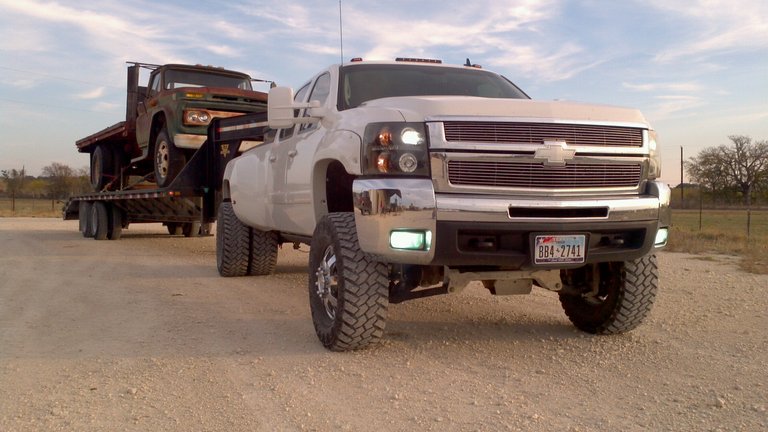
left=559, top=254, right=658, bottom=334
left=216, top=201, right=251, bottom=277
left=154, top=129, right=186, bottom=188
left=79, top=201, right=92, bottom=238
left=216, top=202, right=278, bottom=277
left=248, top=228, right=278, bottom=276
left=91, top=201, right=109, bottom=240
left=91, top=145, right=115, bottom=191
left=308, top=213, right=389, bottom=351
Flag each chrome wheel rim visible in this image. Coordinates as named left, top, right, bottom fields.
left=315, top=245, right=339, bottom=320
left=156, top=140, right=170, bottom=180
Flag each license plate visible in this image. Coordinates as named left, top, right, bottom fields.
left=534, top=234, right=586, bottom=264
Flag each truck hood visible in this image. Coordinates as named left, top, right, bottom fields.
left=171, top=86, right=268, bottom=103
left=361, top=96, right=649, bottom=126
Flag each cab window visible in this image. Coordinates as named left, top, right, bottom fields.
left=279, top=82, right=310, bottom=140
left=300, top=72, right=331, bottom=132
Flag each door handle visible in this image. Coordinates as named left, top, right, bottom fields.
left=269, top=155, right=277, bottom=162
left=288, top=150, right=298, bottom=158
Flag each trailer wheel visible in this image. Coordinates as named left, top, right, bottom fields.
left=108, top=204, right=122, bottom=240
left=182, top=221, right=202, bottom=237
left=166, top=223, right=182, bottom=236
left=154, top=129, right=186, bottom=188
left=216, top=201, right=250, bottom=277
left=308, top=213, right=389, bottom=351
left=79, top=201, right=93, bottom=238
left=91, top=202, right=109, bottom=240
left=559, top=255, right=658, bottom=334
left=248, top=228, right=278, bottom=276
left=91, top=145, right=115, bottom=191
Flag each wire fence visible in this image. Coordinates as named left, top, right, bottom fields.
left=0, top=197, right=64, bottom=217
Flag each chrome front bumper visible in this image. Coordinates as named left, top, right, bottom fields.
left=353, top=178, right=671, bottom=265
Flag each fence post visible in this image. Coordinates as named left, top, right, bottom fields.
left=747, top=208, right=751, bottom=240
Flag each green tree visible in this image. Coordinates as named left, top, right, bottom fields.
left=686, top=135, right=768, bottom=206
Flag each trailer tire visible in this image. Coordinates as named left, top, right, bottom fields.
left=308, top=213, right=389, bottom=351
left=248, top=228, right=278, bottom=276
left=216, top=201, right=250, bottom=277
left=108, top=204, right=122, bottom=240
left=154, top=129, right=186, bottom=188
left=166, top=223, right=182, bottom=236
left=182, top=221, right=201, bottom=238
left=559, top=255, right=658, bottom=334
left=91, top=201, right=109, bottom=240
left=79, top=201, right=93, bottom=238
left=91, top=145, right=115, bottom=191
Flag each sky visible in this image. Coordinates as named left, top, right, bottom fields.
left=1, top=0, right=766, bottom=186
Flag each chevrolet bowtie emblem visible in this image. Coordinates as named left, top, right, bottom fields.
left=534, top=141, right=575, bottom=166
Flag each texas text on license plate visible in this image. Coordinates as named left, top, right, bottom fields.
left=534, top=234, right=586, bottom=264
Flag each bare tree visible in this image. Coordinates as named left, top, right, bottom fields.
left=1, top=167, right=26, bottom=197
left=686, top=135, right=768, bottom=206
left=41, top=162, right=76, bottom=199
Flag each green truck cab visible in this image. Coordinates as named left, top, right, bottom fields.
left=76, top=62, right=268, bottom=190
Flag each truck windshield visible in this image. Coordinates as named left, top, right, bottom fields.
left=163, top=70, right=252, bottom=90
left=338, top=64, right=529, bottom=110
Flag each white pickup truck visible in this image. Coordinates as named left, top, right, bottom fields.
left=217, top=58, right=671, bottom=351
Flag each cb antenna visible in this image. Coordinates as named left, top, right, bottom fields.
left=339, top=0, right=344, bottom=64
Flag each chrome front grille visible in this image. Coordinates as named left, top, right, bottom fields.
left=443, top=121, right=643, bottom=147
left=447, top=160, right=642, bottom=189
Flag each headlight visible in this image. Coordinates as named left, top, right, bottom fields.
left=647, top=129, right=661, bottom=179
left=362, top=122, right=429, bottom=176
left=184, top=109, right=212, bottom=126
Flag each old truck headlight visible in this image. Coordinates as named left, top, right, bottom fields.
left=648, top=129, right=661, bottom=179
left=363, top=123, right=429, bottom=176
left=184, top=109, right=212, bottom=126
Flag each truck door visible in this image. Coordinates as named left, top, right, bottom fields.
left=272, top=73, right=331, bottom=235
left=135, top=72, right=162, bottom=154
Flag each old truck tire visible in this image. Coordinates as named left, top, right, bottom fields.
left=91, top=201, right=109, bottom=240
left=248, top=228, right=278, bottom=276
left=216, top=202, right=250, bottom=277
left=154, top=129, right=186, bottom=188
left=308, top=213, right=389, bottom=351
left=79, top=201, right=93, bottom=238
left=91, top=145, right=115, bottom=191
left=108, top=204, right=123, bottom=240
left=559, top=254, right=658, bottom=334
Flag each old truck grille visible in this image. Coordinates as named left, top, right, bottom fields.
left=447, top=161, right=642, bottom=189
left=443, top=122, right=643, bottom=147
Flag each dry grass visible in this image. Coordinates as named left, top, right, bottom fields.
left=666, top=209, right=768, bottom=274
left=0, top=198, right=63, bottom=218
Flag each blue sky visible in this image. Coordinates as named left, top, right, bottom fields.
left=1, top=0, right=766, bottom=186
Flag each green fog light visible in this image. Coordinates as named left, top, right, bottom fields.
left=390, top=230, right=432, bottom=251
left=654, top=228, right=669, bottom=246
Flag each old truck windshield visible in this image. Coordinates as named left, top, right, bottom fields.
left=339, top=64, right=529, bottom=110
left=164, top=69, right=252, bottom=90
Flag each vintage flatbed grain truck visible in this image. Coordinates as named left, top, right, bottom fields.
left=76, top=62, right=267, bottom=190
left=63, top=62, right=268, bottom=239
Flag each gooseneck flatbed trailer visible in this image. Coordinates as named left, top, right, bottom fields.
left=63, top=112, right=269, bottom=240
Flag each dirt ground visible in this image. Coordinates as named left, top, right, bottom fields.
left=0, top=218, right=766, bottom=431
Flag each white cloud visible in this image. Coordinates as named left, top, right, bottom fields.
left=623, top=81, right=705, bottom=93
left=206, top=45, right=240, bottom=57
left=652, top=95, right=706, bottom=117
left=647, top=0, right=768, bottom=62
left=75, top=87, right=105, bottom=100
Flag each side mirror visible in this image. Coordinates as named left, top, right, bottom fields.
left=268, top=86, right=324, bottom=129
left=267, top=87, right=297, bottom=129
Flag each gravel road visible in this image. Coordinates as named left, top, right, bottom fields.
left=1, top=218, right=766, bottom=431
